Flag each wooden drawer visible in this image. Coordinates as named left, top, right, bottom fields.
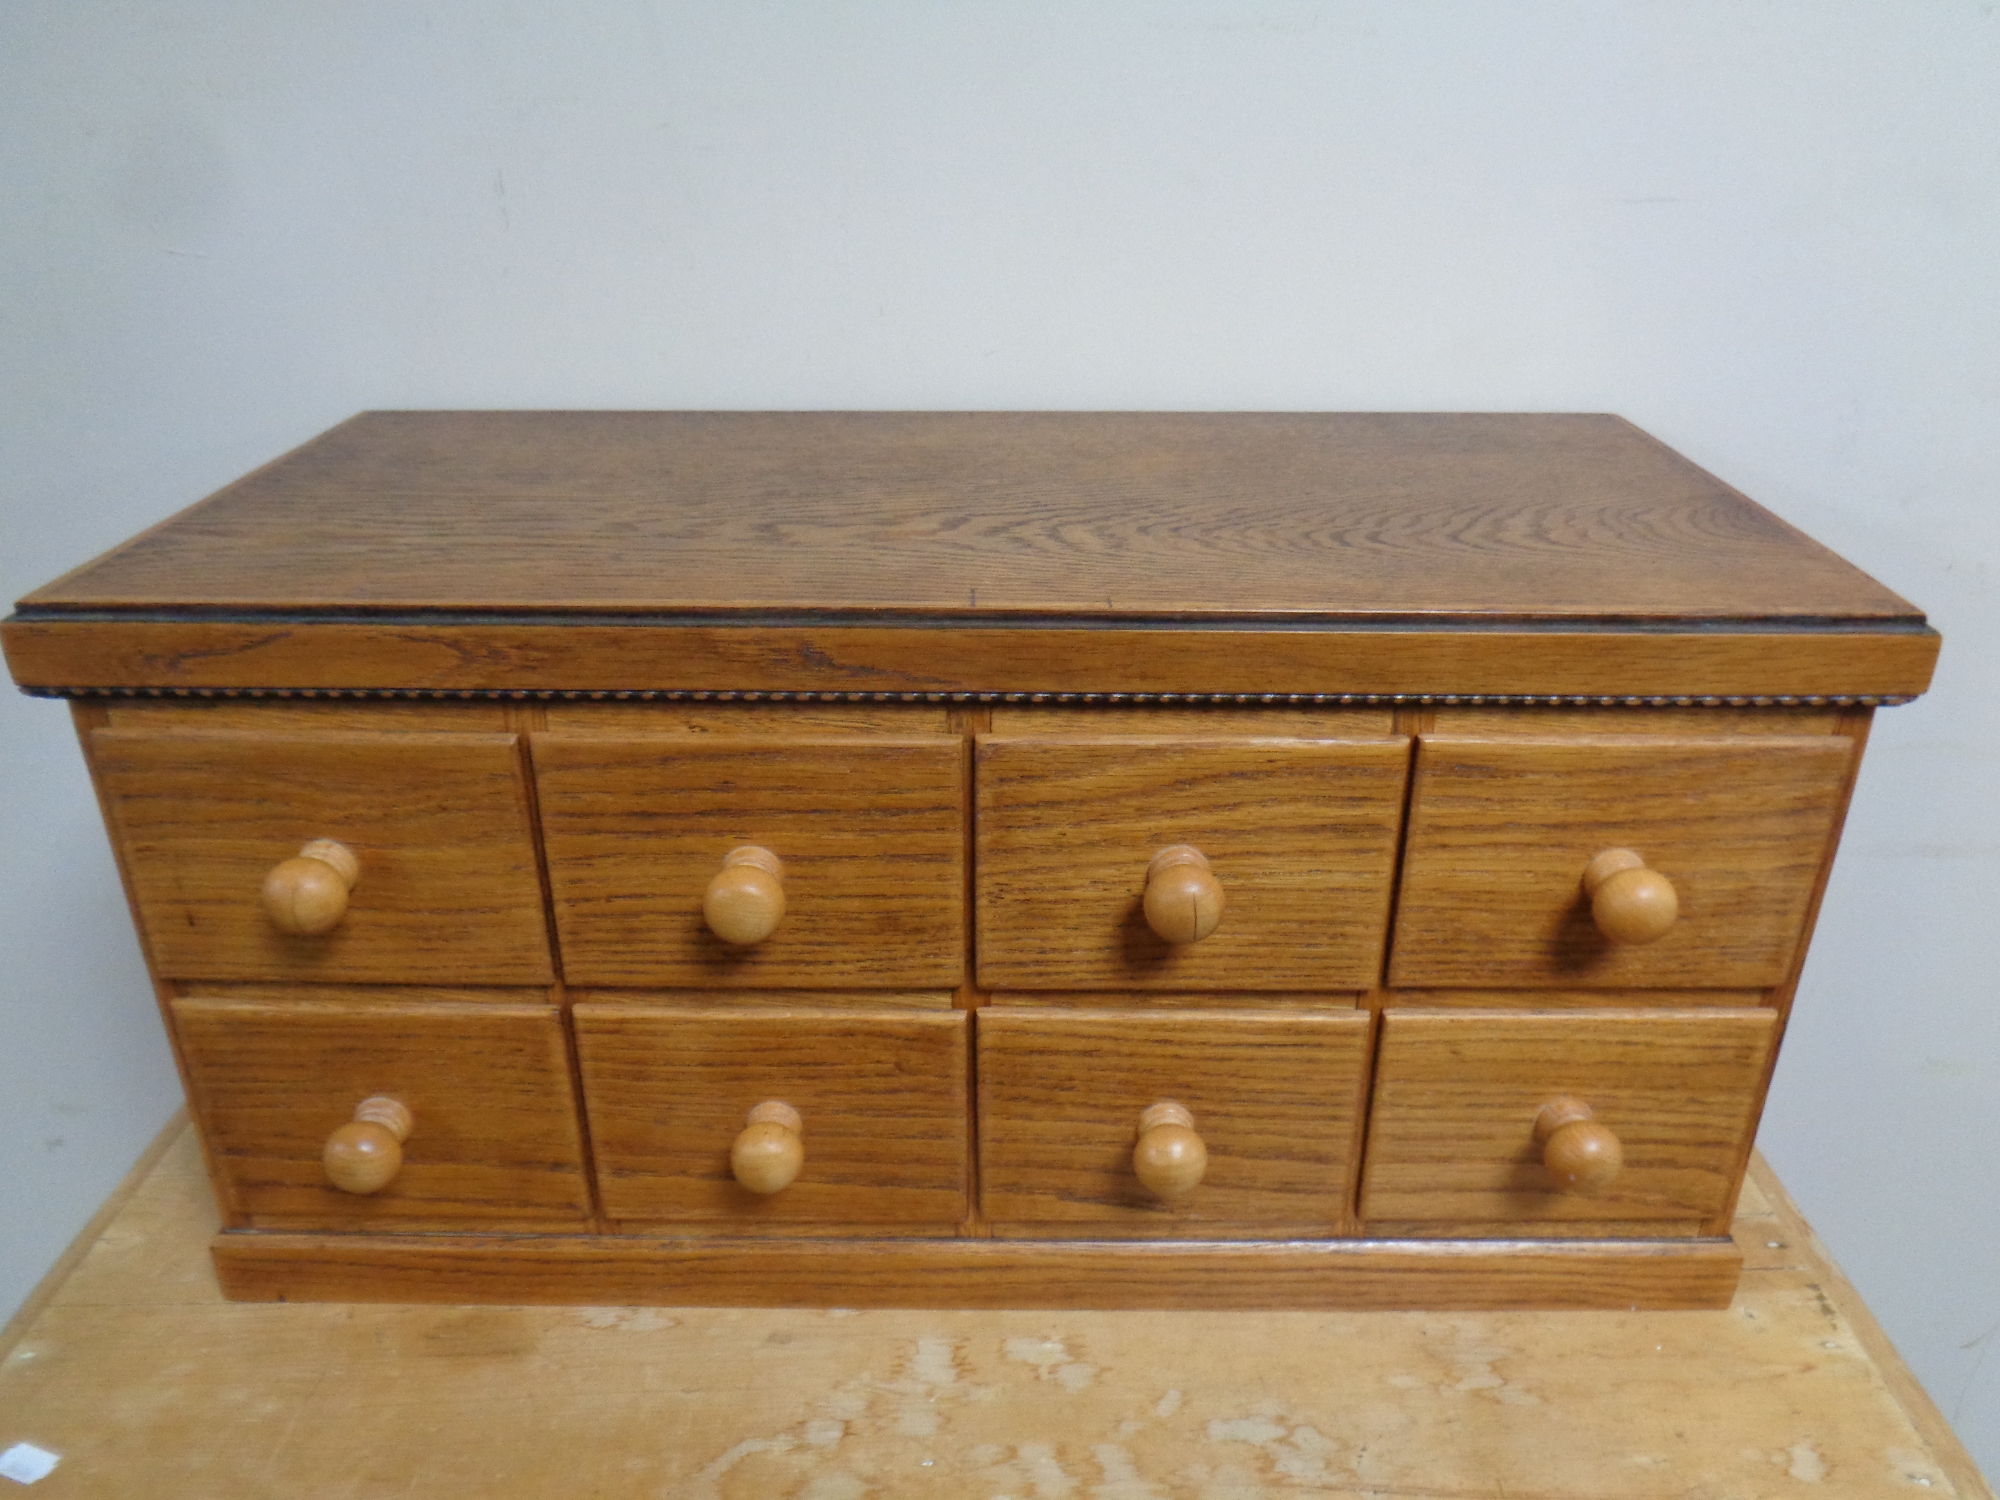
left=977, top=1008, right=1372, bottom=1237
left=172, top=992, right=592, bottom=1231
left=90, top=729, right=553, bottom=984
left=532, top=736, right=964, bottom=988
left=1359, top=1008, right=1777, bottom=1235
left=1389, top=736, right=1853, bottom=988
left=975, top=736, right=1408, bottom=990
left=572, top=1004, right=968, bottom=1232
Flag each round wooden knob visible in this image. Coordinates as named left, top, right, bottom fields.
left=1143, top=845, right=1224, bottom=945
left=704, top=846, right=787, bottom=946
left=731, top=1100, right=804, bottom=1194
left=323, top=1096, right=413, bottom=1195
left=262, top=839, right=360, bottom=937
left=1535, top=1096, right=1623, bottom=1193
left=1581, top=847, right=1678, bottom=945
left=1133, top=1101, right=1208, bottom=1202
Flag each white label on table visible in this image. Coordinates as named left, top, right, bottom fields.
left=0, top=1445, right=59, bottom=1485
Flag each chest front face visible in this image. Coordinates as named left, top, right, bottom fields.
left=5, top=411, right=1936, bottom=1311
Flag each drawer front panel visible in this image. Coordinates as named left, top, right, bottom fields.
left=93, top=730, right=553, bottom=983
left=1390, top=736, right=1852, bottom=988
left=573, top=1006, right=968, bottom=1231
left=172, top=994, right=591, bottom=1231
left=975, top=737, right=1408, bottom=990
left=978, top=1009, right=1372, bottom=1237
left=533, top=737, right=965, bottom=987
left=1359, top=1008, right=1777, bottom=1234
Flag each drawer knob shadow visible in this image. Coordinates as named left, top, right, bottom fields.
left=731, top=1100, right=805, bottom=1194
left=261, top=839, right=360, bottom=937
left=1142, top=845, right=1225, bottom=946
left=1582, top=847, right=1679, bottom=946
left=1535, top=1095, right=1624, bottom=1193
left=323, top=1095, right=413, bottom=1195
left=703, top=846, right=788, bottom=946
left=1133, top=1100, right=1208, bottom=1202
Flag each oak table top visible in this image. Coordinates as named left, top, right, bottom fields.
left=11, top=411, right=1923, bottom=621
left=2, top=411, right=1939, bottom=701
left=0, top=1118, right=1987, bottom=1500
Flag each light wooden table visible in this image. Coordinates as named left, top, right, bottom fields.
left=1, top=1116, right=1988, bottom=1499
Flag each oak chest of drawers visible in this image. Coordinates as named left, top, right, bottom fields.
left=3, top=412, right=1938, bottom=1310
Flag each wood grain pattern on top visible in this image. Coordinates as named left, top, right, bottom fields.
left=17, top=411, right=1924, bottom=624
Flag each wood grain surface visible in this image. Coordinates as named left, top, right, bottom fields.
left=102, top=697, right=514, bottom=731
left=0, top=412, right=1959, bottom=1348
left=572, top=1006, right=969, bottom=1232
left=1432, top=704, right=1844, bottom=738
left=570, top=988, right=954, bottom=1011
left=172, top=994, right=591, bottom=1231
left=4, top=615, right=1941, bottom=699
left=989, top=989, right=1366, bottom=1009
left=533, top=735, right=965, bottom=987
left=183, top=982, right=557, bottom=1007
left=989, top=705, right=1397, bottom=736
left=1360, top=1008, right=1778, bottom=1232
left=976, top=735, right=1408, bottom=990
left=90, top=727, right=554, bottom=983
left=211, top=1230, right=1745, bottom=1311
left=1390, top=735, right=1853, bottom=987
left=17, top=411, right=1923, bottom=621
left=977, top=1009, right=1373, bottom=1237
left=1385, top=987, right=1769, bottom=1010
left=542, top=701, right=951, bottom=735
left=10, top=1129, right=1991, bottom=1498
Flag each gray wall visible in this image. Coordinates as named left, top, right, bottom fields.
left=3, top=1, right=1994, bottom=1477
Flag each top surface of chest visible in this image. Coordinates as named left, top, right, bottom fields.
left=18, top=410, right=1923, bottom=621
left=5, top=412, right=1936, bottom=702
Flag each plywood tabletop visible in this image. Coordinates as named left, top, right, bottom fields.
left=18, top=411, right=1924, bottom=625
left=0, top=1120, right=1987, bottom=1500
